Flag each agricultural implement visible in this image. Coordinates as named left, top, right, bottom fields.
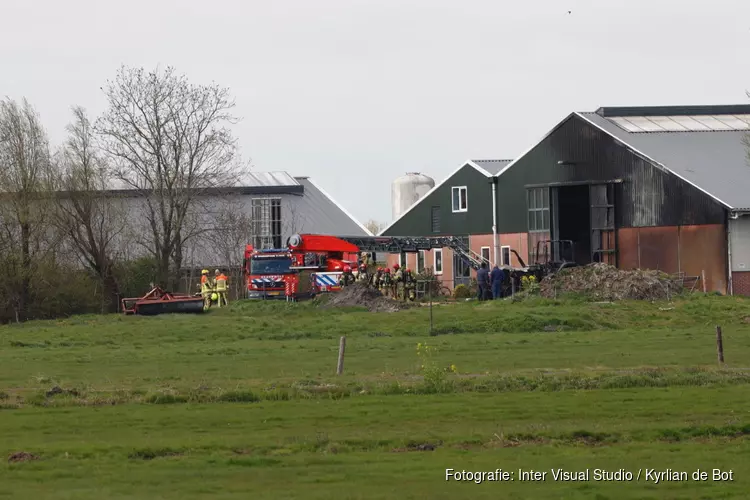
left=121, top=286, right=205, bottom=315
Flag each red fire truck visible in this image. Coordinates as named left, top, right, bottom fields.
left=243, top=234, right=361, bottom=299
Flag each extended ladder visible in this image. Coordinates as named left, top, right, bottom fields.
left=338, top=236, right=485, bottom=270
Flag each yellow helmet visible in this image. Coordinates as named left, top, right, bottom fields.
left=201, top=269, right=209, bottom=275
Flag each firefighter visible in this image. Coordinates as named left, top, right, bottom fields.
left=214, top=269, right=229, bottom=307
left=339, top=265, right=356, bottom=287
left=359, top=251, right=370, bottom=268
left=392, top=263, right=402, bottom=299
left=381, top=268, right=392, bottom=297
left=372, top=267, right=383, bottom=289
left=403, top=268, right=416, bottom=301
left=200, top=269, right=213, bottom=310
left=357, top=263, right=369, bottom=283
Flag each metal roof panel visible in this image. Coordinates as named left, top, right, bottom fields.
left=579, top=111, right=750, bottom=209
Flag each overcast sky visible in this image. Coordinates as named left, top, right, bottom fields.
left=3, top=0, right=750, bottom=226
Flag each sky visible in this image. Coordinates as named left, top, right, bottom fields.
left=2, top=0, right=750, bottom=226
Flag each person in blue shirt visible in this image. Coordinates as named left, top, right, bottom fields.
left=476, top=262, right=490, bottom=300
left=490, top=265, right=505, bottom=299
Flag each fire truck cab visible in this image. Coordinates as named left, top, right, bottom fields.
left=243, top=234, right=361, bottom=299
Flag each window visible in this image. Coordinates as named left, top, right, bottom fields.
left=251, top=198, right=283, bottom=249
left=399, top=253, right=404, bottom=269
left=451, top=186, right=467, bottom=212
left=434, top=249, right=443, bottom=274
left=480, top=246, right=490, bottom=265
left=501, top=246, right=511, bottom=266
left=527, top=188, right=550, bottom=232
left=431, top=206, right=441, bottom=233
left=417, top=250, right=425, bottom=273
left=527, top=188, right=550, bottom=262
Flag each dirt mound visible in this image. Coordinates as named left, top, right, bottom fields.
left=540, top=263, right=683, bottom=301
left=320, top=283, right=413, bottom=312
left=8, top=452, right=39, bottom=463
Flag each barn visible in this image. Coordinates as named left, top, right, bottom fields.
left=112, top=171, right=372, bottom=272
left=379, top=160, right=512, bottom=288
left=381, top=104, right=750, bottom=295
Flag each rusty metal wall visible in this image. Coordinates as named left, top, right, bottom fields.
left=617, top=228, right=639, bottom=270
left=495, top=115, right=727, bottom=233
left=679, top=225, right=727, bottom=293
left=615, top=224, right=727, bottom=293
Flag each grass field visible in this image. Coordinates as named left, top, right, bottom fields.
left=1, top=294, right=750, bottom=499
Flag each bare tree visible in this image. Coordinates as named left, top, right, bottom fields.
left=50, top=106, right=126, bottom=312
left=283, top=201, right=306, bottom=236
left=205, top=203, right=255, bottom=299
left=364, top=219, right=384, bottom=235
left=96, top=66, right=242, bottom=288
left=0, top=98, right=51, bottom=321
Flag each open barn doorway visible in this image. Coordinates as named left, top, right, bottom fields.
left=554, top=184, right=592, bottom=265
left=552, top=183, right=617, bottom=266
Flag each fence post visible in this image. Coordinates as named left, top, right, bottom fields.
left=429, top=279, right=434, bottom=336
left=702, top=270, right=707, bottom=293
left=716, top=326, right=724, bottom=364
left=337, top=336, right=346, bottom=375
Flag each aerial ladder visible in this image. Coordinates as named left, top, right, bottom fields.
left=334, top=235, right=487, bottom=270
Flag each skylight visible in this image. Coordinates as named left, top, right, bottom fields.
left=607, top=115, right=750, bottom=133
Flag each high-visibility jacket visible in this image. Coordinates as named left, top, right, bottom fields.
left=215, top=274, right=228, bottom=292
left=200, top=275, right=212, bottom=293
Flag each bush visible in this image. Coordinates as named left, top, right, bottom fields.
left=453, top=284, right=472, bottom=299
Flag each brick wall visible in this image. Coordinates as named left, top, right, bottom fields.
left=732, top=272, right=750, bottom=296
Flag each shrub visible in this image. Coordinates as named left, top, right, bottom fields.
left=453, top=284, right=472, bottom=299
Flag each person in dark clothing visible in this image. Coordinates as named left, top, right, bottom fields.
left=490, top=265, right=504, bottom=299
left=476, top=262, right=490, bottom=301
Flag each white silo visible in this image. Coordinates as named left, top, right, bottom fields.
left=391, top=172, right=436, bottom=220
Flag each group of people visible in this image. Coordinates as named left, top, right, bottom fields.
left=475, top=262, right=507, bottom=301
left=199, top=269, right=229, bottom=310
left=338, top=260, right=417, bottom=301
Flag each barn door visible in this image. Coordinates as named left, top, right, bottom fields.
left=590, top=183, right=616, bottom=265
left=453, top=236, right=472, bottom=287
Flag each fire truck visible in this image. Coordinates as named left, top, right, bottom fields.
left=243, top=234, right=361, bottom=299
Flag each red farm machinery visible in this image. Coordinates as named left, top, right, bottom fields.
left=121, top=286, right=205, bottom=315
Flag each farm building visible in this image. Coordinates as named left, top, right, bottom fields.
left=379, top=159, right=512, bottom=288
left=111, top=171, right=371, bottom=271
left=381, top=104, right=750, bottom=295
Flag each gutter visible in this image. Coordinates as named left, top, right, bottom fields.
left=490, top=177, right=499, bottom=267
left=728, top=210, right=738, bottom=295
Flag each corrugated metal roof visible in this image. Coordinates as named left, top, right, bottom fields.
left=578, top=111, right=750, bottom=209
left=472, top=159, right=514, bottom=174
left=234, top=171, right=300, bottom=188
left=294, top=178, right=371, bottom=236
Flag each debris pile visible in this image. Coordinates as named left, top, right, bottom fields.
left=8, top=452, right=39, bottom=463
left=320, top=283, right=412, bottom=312
left=539, top=263, right=683, bottom=301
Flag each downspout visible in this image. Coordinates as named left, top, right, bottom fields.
left=491, top=177, right=499, bottom=267
left=727, top=211, right=734, bottom=295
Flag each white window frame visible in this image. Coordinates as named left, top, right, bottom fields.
left=480, top=246, right=490, bottom=266
left=451, top=186, right=468, bottom=213
left=434, top=248, right=443, bottom=275
left=417, top=250, right=426, bottom=273
left=399, top=253, right=404, bottom=269
left=501, top=246, right=511, bottom=266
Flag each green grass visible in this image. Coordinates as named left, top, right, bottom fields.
left=1, top=294, right=750, bottom=498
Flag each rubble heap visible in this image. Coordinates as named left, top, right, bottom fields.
left=319, top=283, right=413, bottom=312
left=539, top=263, right=683, bottom=301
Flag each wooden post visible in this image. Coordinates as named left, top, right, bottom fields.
left=429, top=279, right=434, bottom=336
left=716, top=326, right=724, bottom=364
left=337, top=336, right=346, bottom=375
left=702, top=270, right=707, bottom=293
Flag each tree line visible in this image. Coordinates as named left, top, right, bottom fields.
left=0, top=66, right=249, bottom=322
